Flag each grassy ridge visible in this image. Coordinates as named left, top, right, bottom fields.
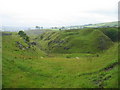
left=36, top=28, right=113, bottom=53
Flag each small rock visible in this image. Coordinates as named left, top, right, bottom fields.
left=22, top=48, right=25, bottom=50
left=64, top=47, right=70, bottom=50
left=41, top=57, right=44, bottom=59
left=76, top=57, right=79, bottom=59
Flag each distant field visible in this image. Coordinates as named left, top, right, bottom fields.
left=85, top=21, right=118, bottom=28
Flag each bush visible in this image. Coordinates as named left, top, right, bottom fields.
left=18, top=31, right=26, bottom=37
left=18, top=31, right=30, bottom=42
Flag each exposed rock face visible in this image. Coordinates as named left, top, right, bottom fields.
left=64, top=47, right=70, bottom=50
left=28, top=42, right=37, bottom=46
left=16, top=41, right=37, bottom=50
left=16, top=41, right=26, bottom=50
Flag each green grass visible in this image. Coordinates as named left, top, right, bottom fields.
left=2, top=30, right=118, bottom=88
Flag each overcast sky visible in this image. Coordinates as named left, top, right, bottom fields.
left=0, top=0, right=119, bottom=27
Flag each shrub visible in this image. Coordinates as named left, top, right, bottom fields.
left=18, top=31, right=30, bottom=42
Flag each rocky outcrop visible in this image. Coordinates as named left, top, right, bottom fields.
left=16, top=41, right=26, bottom=50
left=28, top=42, right=37, bottom=46
left=16, top=41, right=37, bottom=50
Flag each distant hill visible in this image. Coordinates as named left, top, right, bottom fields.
left=1, top=26, right=30, bottom=32
left=62, top=21, right=118, bottom=30
left=1, top=21, right=118, bottom=32
left=37, top=21, right=118, bottom=30
left=25, top=29, right=52, bottom=37
left=83, top=21, right=118, bottom=28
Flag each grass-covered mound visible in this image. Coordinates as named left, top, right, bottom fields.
left=2, top=33, right=118, bottom=88
left=36, top=29, right=113, bottom=53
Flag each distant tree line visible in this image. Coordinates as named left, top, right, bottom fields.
left=36, top=26, right=43, bottom=29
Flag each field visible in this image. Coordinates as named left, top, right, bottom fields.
left=2, top=27, right=119, bottom=88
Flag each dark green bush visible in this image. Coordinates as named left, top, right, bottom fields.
left=18, top=30, right=30, bottom=42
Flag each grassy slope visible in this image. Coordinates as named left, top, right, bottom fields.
left=36, top=29, right=113, bottom=53
left=2, top=33, right=46, bottom=60
left=2, top=30, right=118, bottom=88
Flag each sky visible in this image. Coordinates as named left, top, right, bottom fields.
left=0, top=0, right=119, bottom=27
